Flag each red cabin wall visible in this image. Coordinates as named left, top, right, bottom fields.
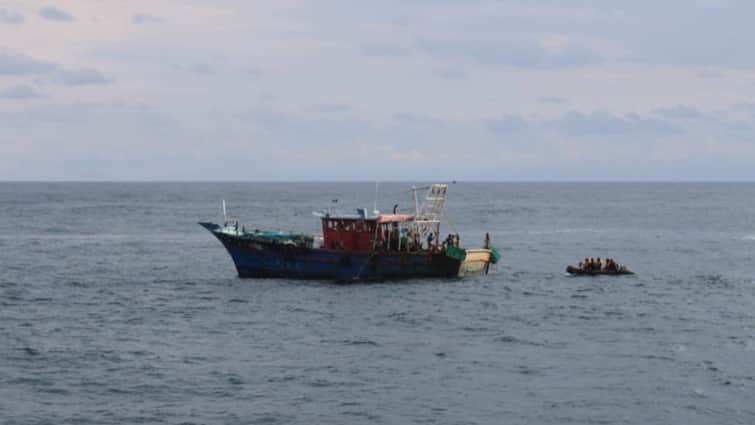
left=322, top=218, right=377, bottom=253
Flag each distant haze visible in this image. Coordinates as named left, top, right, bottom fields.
left=1, top=1, right=755, bottom=181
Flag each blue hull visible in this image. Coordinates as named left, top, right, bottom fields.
left=200, top=222, right=464, bottom=280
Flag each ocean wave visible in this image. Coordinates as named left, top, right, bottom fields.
left=320, top=339, right=380, bottom=347
left=694, top=274, right=734, bottom=288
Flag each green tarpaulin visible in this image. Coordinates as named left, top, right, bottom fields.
left=446, top=246, right=467, bottom=261
left=490, top=247, right=502, bottom=264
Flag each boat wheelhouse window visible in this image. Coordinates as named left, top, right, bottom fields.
left=324, top=219, right=376, bottom=233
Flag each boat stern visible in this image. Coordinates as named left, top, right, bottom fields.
left=456, top=248, right=495, bottom=277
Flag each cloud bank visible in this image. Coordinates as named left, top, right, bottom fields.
left=0, top=51, right=56, bottom=75
left=0, top=84, right=45, bottom=99
left=38, top=7, right=74, bottom=22
left=1, top=1, right=755, bottom=180
left=132, top=13, right=165, bottom=24
left=0, top=9, right=24, bottom=24
left=52, top=68, right=111, bottom=85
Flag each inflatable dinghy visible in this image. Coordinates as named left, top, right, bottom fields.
left=566, top=265, right=634, bottom=276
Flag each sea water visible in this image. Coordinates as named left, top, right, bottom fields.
left=1, top=182, right=754, bottom=424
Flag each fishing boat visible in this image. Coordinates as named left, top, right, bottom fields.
left=200, top=184, right=501, bottom=281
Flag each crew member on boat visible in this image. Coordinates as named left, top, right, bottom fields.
left=391, top=224, right=399, bottom=251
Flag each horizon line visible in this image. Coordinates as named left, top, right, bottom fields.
left=2, top=179, right=755, bottom=184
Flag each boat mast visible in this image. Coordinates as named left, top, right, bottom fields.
left=410, top=184, right=448, bottom=244
left=411, top=185, right=420, bottom=215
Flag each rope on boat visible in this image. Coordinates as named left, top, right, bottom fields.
left=350, top=220, right=385, bottom=280
left=352, top=250, right=379, bottom=281
left=442, top=209, right=459, bottom=236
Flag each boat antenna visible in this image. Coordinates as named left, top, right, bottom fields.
left=411, top=185, right=420, bottom=215
left=373, top=181, right=379, bottom=215
left=221, top=199, right=227, bottom=224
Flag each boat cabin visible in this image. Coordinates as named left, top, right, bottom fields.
left=320, top=211, right=416, bottom=253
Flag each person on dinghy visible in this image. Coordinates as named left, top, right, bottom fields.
left=604, top=258, right=617, bottom=272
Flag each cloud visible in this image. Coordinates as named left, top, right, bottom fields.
left=360, top=42, right=410, bottom=57
left=652, top=105, right=703, bottom=119
left=52, top=68, right=111, bottom=85
left=0, top=51, right=56, bottom=75
left=235, top=103, right=369, bottom=150
left=39, top=6, right=74, bottom=21
left=538, top=96, right=567, bottom=105
left=180, top=63, right=215, bottom=75
left=308, top=103, right=353, bottom=114
left=0, top=52, right=109, bottom=86
left=732, top=102, right=755, bottom=121
left=132, top=13, right=165, bottom=24
left=392, top=112, right=440, bottom=126
left=359, top=31, right=600, bottom=70
left=436, top=68, right=467, bottom=79
left=0, top=9, right=24, bottom=24
left=422, top=39, right=601, bottom=69
left=3, top=100, right=171, bottom=128
left=0, top=85, right=46, bottom=100
left=550, top=110, right=681, bottom=137
left=697, top=69, right=724, bottom=79
left=240, top=67, right=262, bottom=78
left=486, top=115, right=528, bottom=133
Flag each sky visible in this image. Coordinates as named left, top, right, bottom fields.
left=2, top=0, right=755, bottom=181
